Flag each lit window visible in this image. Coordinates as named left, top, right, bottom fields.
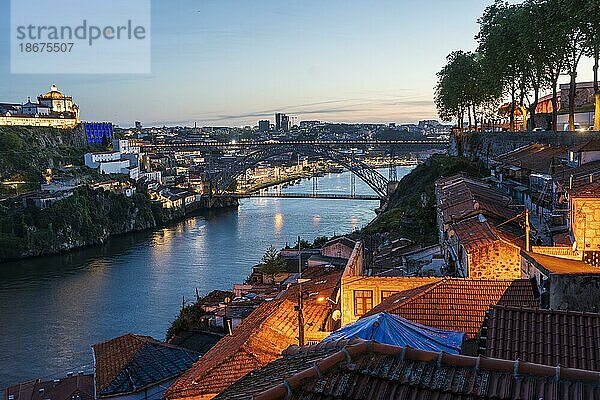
left=381, top=290, right=399, bottom=302
left=353, top=290, right=373, bottom=316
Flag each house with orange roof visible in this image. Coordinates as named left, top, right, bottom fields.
left=164, top=270, right=343, bottom=400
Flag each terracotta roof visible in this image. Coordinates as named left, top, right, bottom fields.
left=436, top=175, right=517, bottom=224
left=523, top=251, right=600, bottom=275
left=213, top=339, right=359, bottom=400
left=4, top=375, right=94, bottom=400
left=452, top=214, right=500, bottom=252
left=484, top=306, right=600, bottom=371
left=167, top=331, right=224, bottom=356
left=366, top=279, right=538, bottom=338
left=496, top=144, right=568, bottom=175
left=241, top=340, right=600, bottom=400
left=92, top=333, right=199, bottom=397
left=164, top=271, right=342, bottom=399
left=567, top=179, right=600, bottom=198
left=576, top=139, right=600, bottom=153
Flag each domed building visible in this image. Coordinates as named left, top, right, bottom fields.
left=0, top=84, right=80, bottom=128
left=38, top=84, right=79, bottom=120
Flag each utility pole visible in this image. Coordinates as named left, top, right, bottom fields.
left=525, top=208, right=531, bottom=252
left=296, top=235, right=305, bottom=346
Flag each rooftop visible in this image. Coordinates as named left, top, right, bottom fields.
left=483, top=306, right=600, bottom=371
left=496, top=144, right=569, bottom=176
left=4, top=375, right=94, bottom=400
left=216, top=339, right=600, bottom=400
left=92, top=333, right=199, bottom=397
left=164, top=271, right=342, bottom=399
left=436, top=175, right=517, bottom=225
left=523, top=251, right=600, bottom=275
left=366, top=279, right=539, bottom=338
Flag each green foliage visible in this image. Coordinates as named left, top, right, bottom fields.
left=363, top=155, right=486, bottom=245
left=0, top=187, right=162, bottom=261
left=259, top=245, right=286, bottom=281
left=166, top=303, right=207, bottom=341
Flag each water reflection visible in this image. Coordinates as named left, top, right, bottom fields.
left=0, top=167, right=413, bottom=389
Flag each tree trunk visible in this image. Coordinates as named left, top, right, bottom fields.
left=569, top=69, right=577, bottom=132
left=467, top=105, right=472, bottom=132
left=594, top=49, right=599, bottom=130
left=473, top=104, right=478, bottom=131
left=551, top=80, right=559, bottom=131
left=510, top=83, right=516, bottom=132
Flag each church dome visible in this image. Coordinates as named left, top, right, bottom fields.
left=40, top=84, right=66, bottom=99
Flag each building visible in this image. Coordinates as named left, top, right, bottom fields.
left=0, top=85, right=80, bottom=129
left=258, top=120, right=270, bottom=132
left=92, top=334, right=199, bottom=400
left=3, top=374, right=94, bottom=400
left=435, top=175, right=523, bottom=279
left=521, top=251, right=600, bottom=312
left=365, top=278, right=538, bottom=352
left=84, top=122, right=113, bottom=144
left=164, top=271, right=342, bottom=400
left=275, top=113, right=289, bottom=132
left=212, top=339, right=600, bottom=400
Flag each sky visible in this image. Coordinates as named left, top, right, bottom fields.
left=0, top=0, right=595, bottom=128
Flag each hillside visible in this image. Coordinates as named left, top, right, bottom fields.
left=363, top=155, right=486, bottom=245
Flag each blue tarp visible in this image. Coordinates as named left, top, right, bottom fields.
left=323, top=312, right=466, bottom=354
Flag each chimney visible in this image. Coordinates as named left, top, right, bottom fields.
left=570, top=175, right=573, bottom=189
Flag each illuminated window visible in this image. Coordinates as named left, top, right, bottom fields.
left=381, top=290, right=399, bottom=302
left=353, top=290, right=373, bottom=316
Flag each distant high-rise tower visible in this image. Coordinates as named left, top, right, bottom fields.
left=258, top=120, right=270, bottom=132
left=275, top=113, right=290, bottom=132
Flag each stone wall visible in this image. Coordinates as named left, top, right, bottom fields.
left=571, top=198, right=600, bottom=252
left=467, top=241, right=521, bottom=280
left=450, top=131, right=600, bottom=161
left=550, top=274, right=600, bottom=312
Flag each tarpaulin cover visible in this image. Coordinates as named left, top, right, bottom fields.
left=323, top=312, right=465, bottom=354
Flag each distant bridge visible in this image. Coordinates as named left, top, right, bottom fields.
left=218, top=192, right=381, bottom=201
left=144, top=139, right=449, bottom=152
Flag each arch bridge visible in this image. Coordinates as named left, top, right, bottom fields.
left=209, top=143, right=390, bottom=199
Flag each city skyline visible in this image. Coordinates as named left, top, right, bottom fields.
left=0, top=0, right=595, bottom=127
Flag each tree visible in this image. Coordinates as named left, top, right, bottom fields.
left=560, top=0, right=587, bottom=131
left=582, top=0, right=600, bottom=129
left=259, top=245, right=286, bottom=283
left=434, top=51, right=483, bottom=130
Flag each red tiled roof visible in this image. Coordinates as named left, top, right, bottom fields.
left=247, top=340, right=600, bottom=400
left=452, top=214, right=499, bottom=252
left=496, top=144, right=569, bottom=175
left=164, top=271, right=342, bottom=399
left=436, top=175, right=517, bottom=224
left=92, top=334, right=198, bottom=397
left=4, top=375, right=94, bottom=400
left=366, top=279, right=538, bottom=338
left=484, top=306, right=600, bottom=371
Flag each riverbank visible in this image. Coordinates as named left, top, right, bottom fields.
left=0, top=187, right=238, bottom=263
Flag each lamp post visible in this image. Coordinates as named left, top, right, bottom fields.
left=296, top=235, right=305, bottom=346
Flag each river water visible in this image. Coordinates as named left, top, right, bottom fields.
left=0, top=167, right=412, bottom=389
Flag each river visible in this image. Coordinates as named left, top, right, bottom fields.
left=0, top=167, right=412, bottom=389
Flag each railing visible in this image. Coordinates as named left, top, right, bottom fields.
left=222, top=192, right=381, bottom=200
left=531, top=246, right=582, bottom=260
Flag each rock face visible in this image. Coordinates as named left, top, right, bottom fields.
left=0, top=187, right=167, bottom=261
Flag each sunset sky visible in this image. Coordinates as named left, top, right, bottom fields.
left=0, top=0, right=594, bottom=127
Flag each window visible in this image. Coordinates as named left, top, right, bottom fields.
left=381, top=290, right=399, bottom=302
left=353, top=290, right=373, bottom=316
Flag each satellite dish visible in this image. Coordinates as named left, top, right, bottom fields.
left=332, top=310, right=341, bottom=321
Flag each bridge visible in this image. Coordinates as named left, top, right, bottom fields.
left=163, top=139, right=447, bottom=201
left=216, top=192, right=381, bottom=201
left=207, top=142, right=393, bottom=198
left=145, top=139, right=448, bottom=152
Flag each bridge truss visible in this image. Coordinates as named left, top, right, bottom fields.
left=209, top=143, right=389, bottom=198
